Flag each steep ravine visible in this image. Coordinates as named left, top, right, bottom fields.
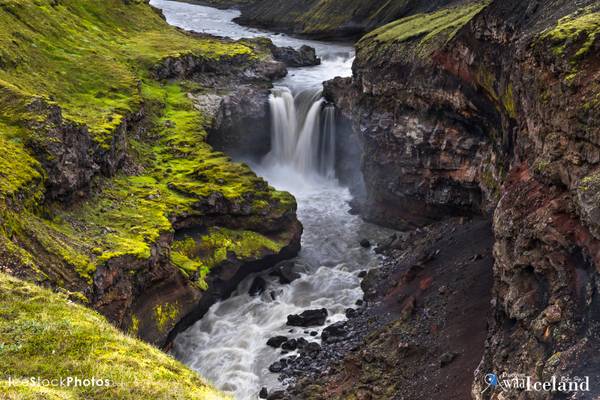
left=322, top=0, right=600, bottom=398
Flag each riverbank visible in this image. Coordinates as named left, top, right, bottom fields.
left=261, top=216, right=493, bottom=399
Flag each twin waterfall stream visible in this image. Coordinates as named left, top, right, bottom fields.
left=150, top=1, right=393, bottom=398
left=266, top=88, right=336, bottom=179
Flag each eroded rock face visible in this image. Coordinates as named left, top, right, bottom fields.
left=202, top=86, right=272, bottom=160
left=25, top=98, right=130, bottom=200
left=326, top=0, right=600, bottom=396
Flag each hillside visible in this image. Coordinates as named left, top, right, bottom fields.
left=0, top=272, right=229, bottom=399
left=0, top=0, right=300, bottom=394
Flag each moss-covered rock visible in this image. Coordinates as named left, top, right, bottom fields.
left=357, top=2, right=490, bottom=61
left=0, top=272, right=230, bottom=400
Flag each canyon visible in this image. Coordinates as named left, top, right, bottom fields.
left=1, top=0, right=599, bottom=400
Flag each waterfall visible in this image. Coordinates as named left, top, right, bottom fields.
left=264, top=86, right=336, bottom=178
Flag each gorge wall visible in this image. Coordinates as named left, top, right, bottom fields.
left=185, top=0, right=472, bottom=39
left=324, top=0, right=600, bottom=397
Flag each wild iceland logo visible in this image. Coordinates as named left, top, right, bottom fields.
left=482, top=373, right=590, bottom=394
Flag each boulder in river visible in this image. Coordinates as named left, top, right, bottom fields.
left=259, top=387, right=268, bottom=399
left=266, top=336, right=288, bottom=348
left=281, top=338, right=298, bottom=351
left=249, top=276, right=267, bottom=296
left=287, top=308, right=328, bottom=327
left=270, top=262, right=301, bottom=284
left=268, top=361, right=284, bottom=373
left=271, top=45, right=321, bottom=67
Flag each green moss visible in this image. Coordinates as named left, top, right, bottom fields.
left=154, top=303, right=180, bottom=334
left=128, top=316, right=140, bottom=337
left=539, top=8, right=600, bottom=62
left=0, top=272, right=229, bottom=400
left=0, top=0, right=296, bottom=294
left=39, top=82, right=293, bottom=276
left=358, top=2, right=489, bottom=58
left=171, top=227, right=286, bottom=290
left=0, top=0, right=253, bottom=148
left=0, top=124, right=45, bottom=207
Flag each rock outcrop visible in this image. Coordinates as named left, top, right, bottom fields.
left=325, top=0, right=600, bottom=397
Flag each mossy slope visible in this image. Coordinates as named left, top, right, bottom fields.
left=0, top=272, right=230, bottom=400
left=357, top=1, right=489, bottom=61
left=0, top=0, right=299, bottom=348
left=0, top=0, right=294, bottom=290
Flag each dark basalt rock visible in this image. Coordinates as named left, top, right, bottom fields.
left=270, top=262, right=301, bottom=284
left=266, top=335, right=288, bottom=348
left=259, top=387, right=268, bottom=399
left=281, top=338, right=298, bottom=351
left=322, top=0, right=600, bottom=397
left=287, top=308, right=328, bottom=327
left=249, top=276, right=267, bottom=296
left=321, top=321, right=348, bottom=343
left=271, top=45, right=321, bottom=67
left=267, top=390, right=285, bottom=400
left=268, top=361, right=284, bottom=373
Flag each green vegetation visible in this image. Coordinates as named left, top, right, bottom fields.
left=539, top=8, right=600, bottom=62
left=0, top=0, right=253, bottom=147
left=154, top=303, right=181, bottom=333
left=0, top=0, right=294, bottom=289
left=171, top=227, right=286, bottom=288
left=358, top=2, right=489, bottom=59
left=0, top=0, right=297, bottom=395
left=0, top=272, right=230, bottom=400
left=476, top=68, right=518, bottom=119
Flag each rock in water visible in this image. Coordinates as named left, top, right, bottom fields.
left=259, top=387, right=268, bottom=399
left=281, top=338, right=298, bottom=351
left=287, top=308, right=328, bottom=327
left=271, top=45, right=321, bottom=67
left=360, top=239, right=371, bottom=248
left=270, top=262, right=301, bottom=284
left=248, top=276, right=267, bottom=296
left=266, top=336, right=288, bottom=348
left=268, top=361, right=284, bottom=373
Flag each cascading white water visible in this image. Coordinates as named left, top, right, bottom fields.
left=149, top=1, right=394, bottom=399
left=264, top=87, right=336, bottom=179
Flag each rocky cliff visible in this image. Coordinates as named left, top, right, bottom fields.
left=0, top=1, right=301, bottom=394
left=183, top=0, right=472, bottom=39
left=325, top=0, right=600, bottom=397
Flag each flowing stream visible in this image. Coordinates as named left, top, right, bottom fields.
left=149, top=1, right=393, bottom=398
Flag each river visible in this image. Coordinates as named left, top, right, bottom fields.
left=149, top=1, right=393, bottom=398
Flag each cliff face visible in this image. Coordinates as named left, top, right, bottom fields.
left=326, top=0, right=600, bottom=397
left=189, top=0, right=471, bottom=39
left=0, top=0, right=300, bottom=358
